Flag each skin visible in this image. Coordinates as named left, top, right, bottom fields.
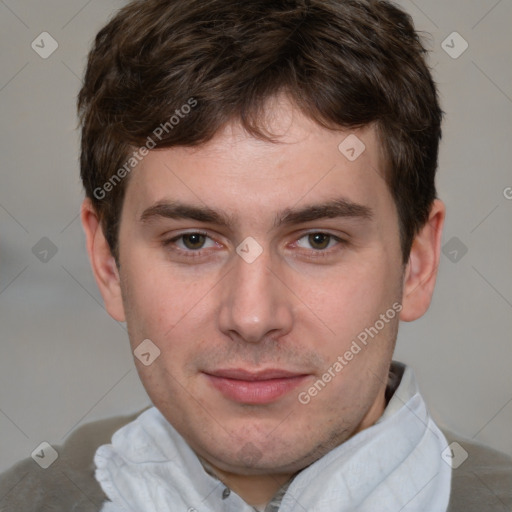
left=82, top=97, right=445, bottom=507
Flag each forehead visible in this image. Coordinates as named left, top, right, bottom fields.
left=122, top=103, right=394, bottom=225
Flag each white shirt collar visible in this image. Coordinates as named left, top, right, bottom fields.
left=94, top=362, right=451, bottom=512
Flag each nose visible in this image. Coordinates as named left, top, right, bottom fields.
left=217, top=245, right=293, bottom=344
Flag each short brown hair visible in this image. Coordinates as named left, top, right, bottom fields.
left=78, top=0, right=442, bottom=264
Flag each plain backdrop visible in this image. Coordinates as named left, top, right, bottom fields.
left=0, top=0, right=511, bottom=474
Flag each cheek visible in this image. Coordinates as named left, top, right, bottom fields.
left=295, top=257, right=399, bottom=341
left=121, top=254, right=219, bottom=346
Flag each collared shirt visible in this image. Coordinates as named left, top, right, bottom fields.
left=94, top=361, right=452, bottom=511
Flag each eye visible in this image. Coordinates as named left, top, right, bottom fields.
left=181, top=233, right=207, bottom=250
left=165, top=232, right=218, bottom=251
left=296, top=232, right=340, bottom=251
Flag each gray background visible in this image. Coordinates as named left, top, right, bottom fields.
left=0, top=0, right=511, bottom=474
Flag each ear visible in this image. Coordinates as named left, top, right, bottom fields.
left=81, top=198, right=126, bottom=322
left=400, top=199, right=445, bottom=322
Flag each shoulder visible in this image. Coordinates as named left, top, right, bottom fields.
left=0, top=407, right=148, bottom=512
left=443, top=430, right=512, bottom=512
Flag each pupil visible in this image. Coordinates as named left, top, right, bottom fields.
left=184, top=233, right=205, bottom=249
left=309, top=233, right=329, bottom=250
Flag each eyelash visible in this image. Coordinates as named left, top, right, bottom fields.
left=291, top=233, right=347, bottom=260
left=162, top=231, right=347, bottom=260
left=162, top=231, right=217, bottom=259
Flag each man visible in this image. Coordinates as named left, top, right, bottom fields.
left=1, top=0, right=511, bottom=511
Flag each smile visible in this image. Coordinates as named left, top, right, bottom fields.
left=203, top=369, right=310, bottom=405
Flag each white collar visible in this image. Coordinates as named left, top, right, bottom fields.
left=94, top=362, right=451, bottom=512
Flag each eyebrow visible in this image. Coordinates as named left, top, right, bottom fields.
left=139, top=198, right=373, bottom=228
left=275, top=198, right=373, bottom=227
left=140, top=201, right=230, bottom=225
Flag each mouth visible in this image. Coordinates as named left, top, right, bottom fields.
left=203, top=368, right=310, bottom=405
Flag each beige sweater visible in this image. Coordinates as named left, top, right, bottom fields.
left=1, top=407, right=511, bottom=511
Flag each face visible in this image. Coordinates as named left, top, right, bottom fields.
left=111, top=100, right=407, bottom=476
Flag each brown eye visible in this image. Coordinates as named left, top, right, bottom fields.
left=182, top=233, right=207, bottom=250
left=308, top=233, right=332, bottom=250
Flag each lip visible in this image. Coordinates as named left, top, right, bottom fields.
left=204, top=368, right=309, bottom=404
